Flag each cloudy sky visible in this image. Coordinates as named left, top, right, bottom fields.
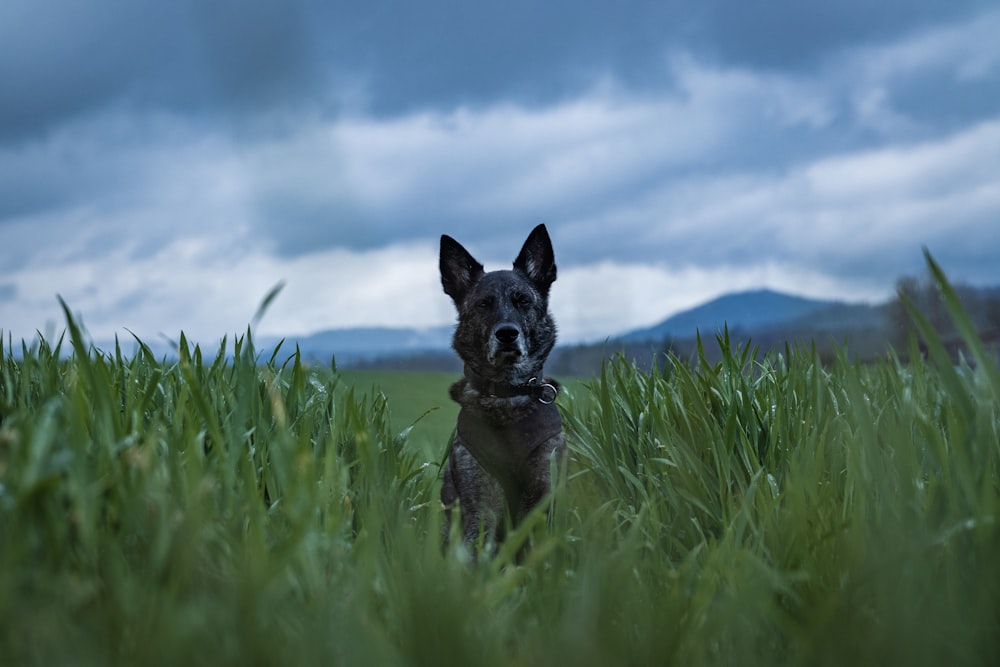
left=2, top=1, right=999, bottom=345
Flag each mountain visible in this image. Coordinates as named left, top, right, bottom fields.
left=259, top=325, right=455, bottom=364
left=620, top=289, right=867, bottom=342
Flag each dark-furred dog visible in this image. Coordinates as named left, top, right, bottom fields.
left=439, top=224, right=566, bottom=553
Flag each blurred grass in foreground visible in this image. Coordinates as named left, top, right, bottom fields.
left=1, top=255, right=998, bottom=666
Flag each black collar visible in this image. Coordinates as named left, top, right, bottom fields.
left=464, top=366, right=559, bottom=404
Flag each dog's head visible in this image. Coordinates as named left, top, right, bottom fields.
left=440, top=224, right=558, bottom=383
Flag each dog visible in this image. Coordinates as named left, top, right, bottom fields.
left=438, top=224, right=566, bottom=554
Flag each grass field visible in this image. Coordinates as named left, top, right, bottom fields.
left=1, top=259, right=999, bottom=666
left=336, top=370, right=457, bottom=460
left=337, top=370, right=588, bottom=461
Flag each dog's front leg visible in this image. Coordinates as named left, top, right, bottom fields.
left=444, top=443, right=506, bottom=554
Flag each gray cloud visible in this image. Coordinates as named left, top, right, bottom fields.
left=1, top=1, right=177, bottom=140
left=5, top=10, right=998, bottom=273
left=233, top=15, right=1000, bottom=271
left=2, top=2, right=1000, bottom=343
left=688, top=1, right=994, bottom=69
left=0, top=0, right=323, bottom=141
left=2, top=1, right=994, bottom=141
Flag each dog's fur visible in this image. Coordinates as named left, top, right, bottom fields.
left=439, top=224, right=566, bottom=552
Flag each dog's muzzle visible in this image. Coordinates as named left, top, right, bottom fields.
left=488, top=322, right=527, bottom=363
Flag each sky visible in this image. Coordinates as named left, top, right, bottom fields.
left=2, top=0, right=999, bottom=346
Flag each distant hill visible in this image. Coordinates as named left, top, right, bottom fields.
left=259, top=325, right=455, bottom=365
left=780, top=301, right=888, bottom=333
left=620, top=289, right=871, bottom=342
left=545, top=289, right=894, bottom=375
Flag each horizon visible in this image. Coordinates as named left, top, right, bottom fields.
left=30, top=283, right=908, bottom=352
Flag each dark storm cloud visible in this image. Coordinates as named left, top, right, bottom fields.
left=301, top=0, right=995, bottom=114
left=687, top=0, right=994, bottom=69
left=3, top=0, right=1000, bottom=345
left=0, top=0, right=319, bottom=141
left=185, top=0, right=320, bottom=109
left=890, top=64, right=1000, bottom=131
left=2, top=0, right=993, bottom=141
left=1, top=1, right=178, bottom=140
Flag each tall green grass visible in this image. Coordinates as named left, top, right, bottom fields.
left=1, top=258, right=998, bottom=666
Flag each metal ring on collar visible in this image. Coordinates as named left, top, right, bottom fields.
left=529, top=377, right=558, bottom=404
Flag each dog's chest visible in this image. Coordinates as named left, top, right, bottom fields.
left=456, top=403, right=562, bottom=478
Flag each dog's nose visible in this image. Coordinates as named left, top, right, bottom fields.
left=494, top=324, right=520, bottom=345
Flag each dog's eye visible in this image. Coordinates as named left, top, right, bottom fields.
left=477, top=296, right=494, bottom=310
left=512, top=293, right=532, bottom=309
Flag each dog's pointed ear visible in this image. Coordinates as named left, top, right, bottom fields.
left=513, top=224, right=557, bottom=298
left=440, top=234, right=485, bottom=305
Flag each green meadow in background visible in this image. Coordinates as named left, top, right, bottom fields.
left=1, top=257, right=997, bottom=666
